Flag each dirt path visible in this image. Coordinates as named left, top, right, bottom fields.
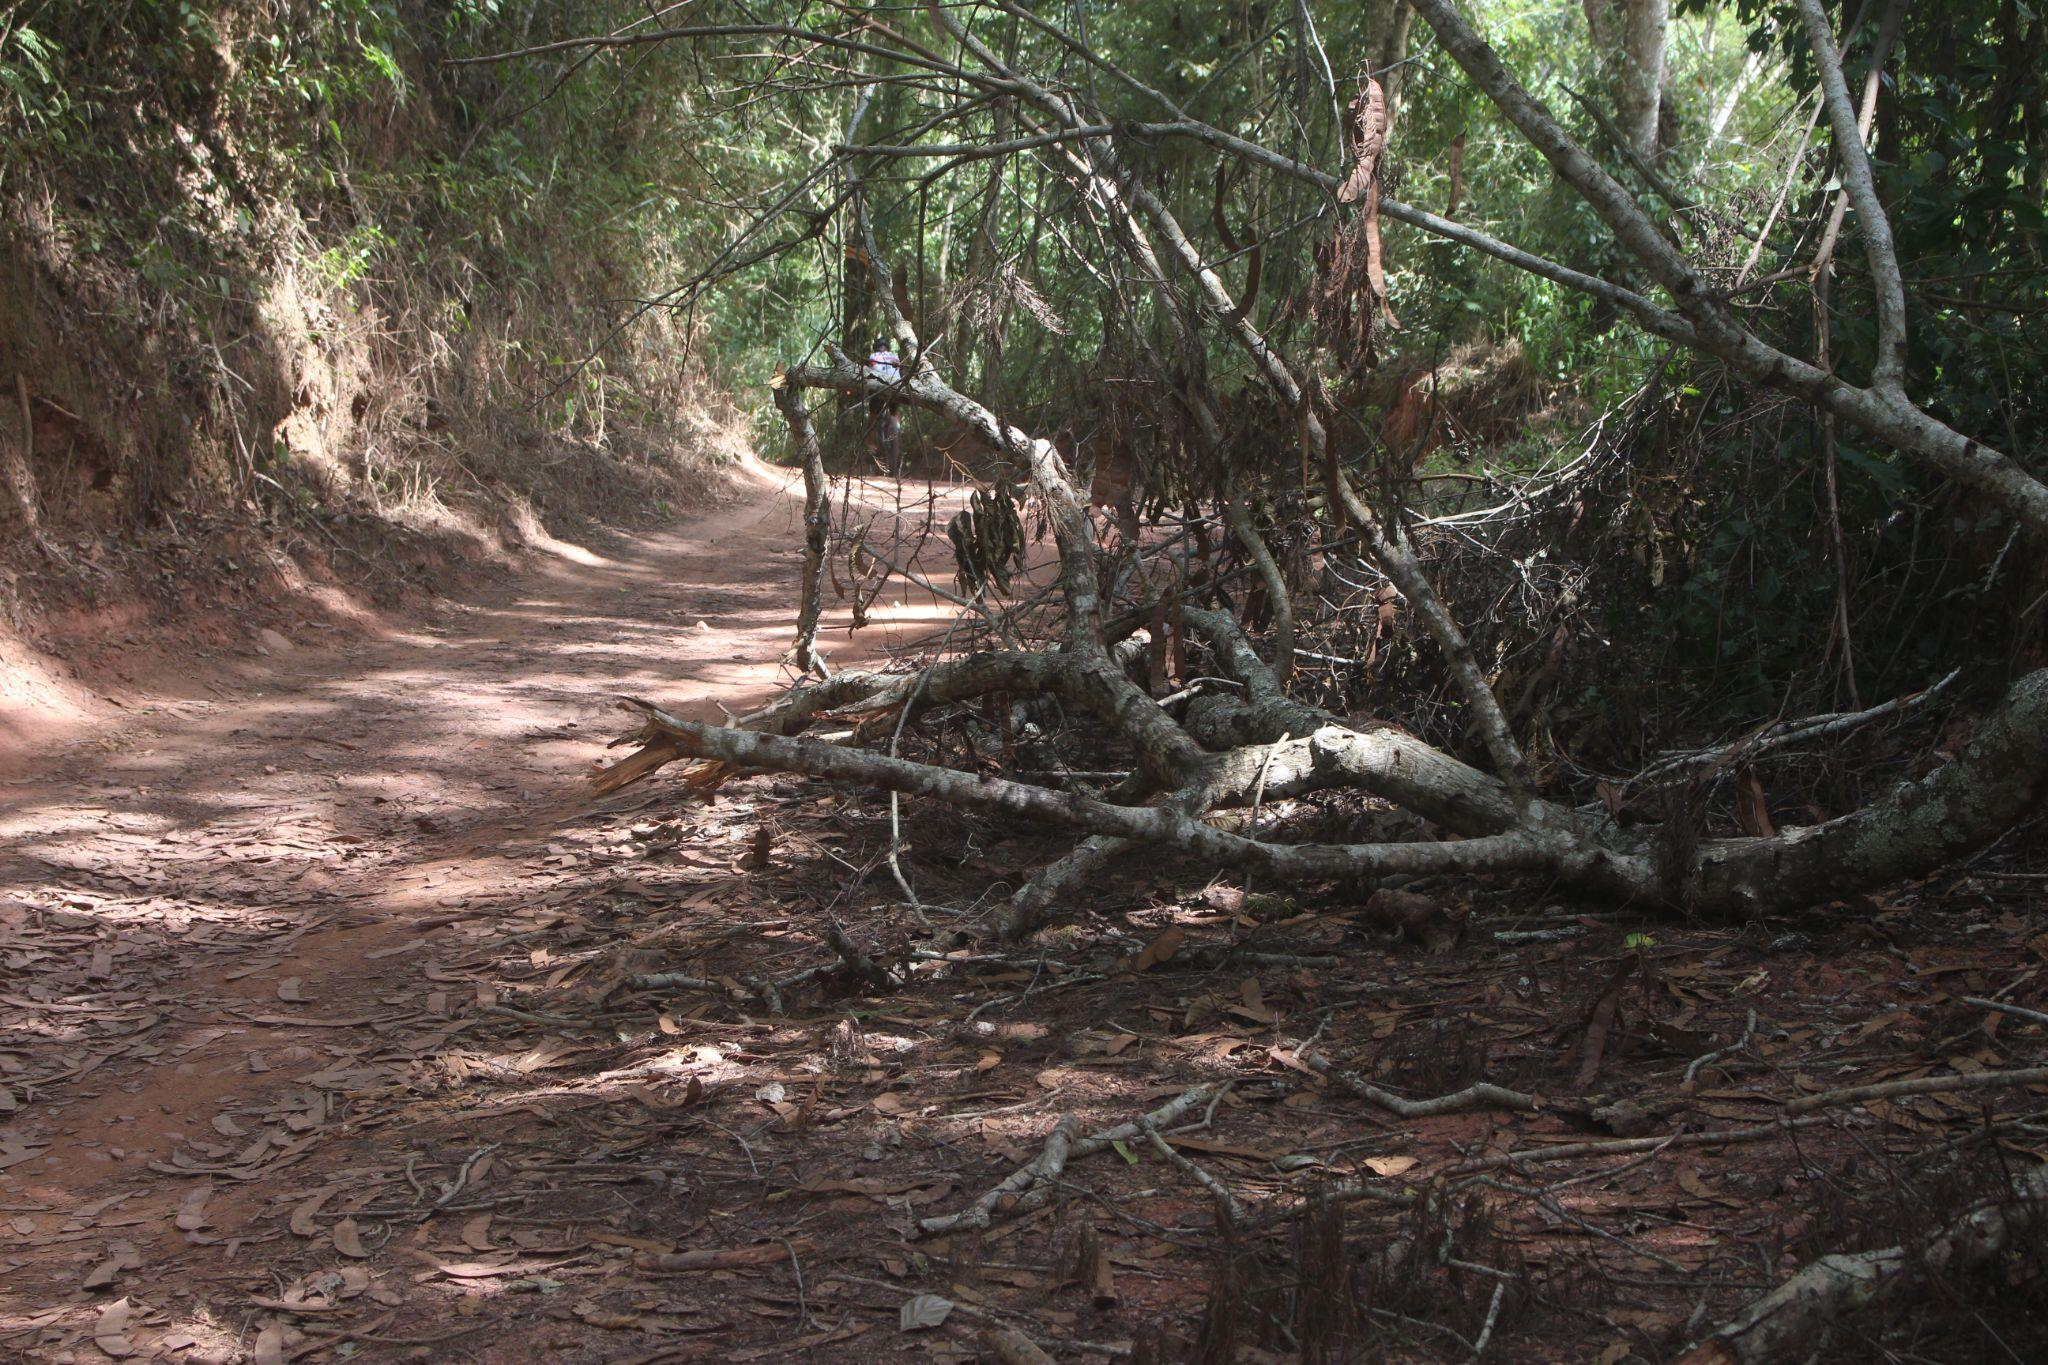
left=0, top=461, right=961, bottom=1360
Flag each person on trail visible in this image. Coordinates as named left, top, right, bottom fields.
left=865, top=334, right=903, bottom=467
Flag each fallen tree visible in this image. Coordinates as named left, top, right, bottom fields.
left=537, top=0, right=2048, bottom=939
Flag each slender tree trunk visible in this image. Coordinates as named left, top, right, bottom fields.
left=772, top=380, right=832, bottom=677
left=1363, top=0, right=1417, bottom=129
left=1586, top=0, right=1669, bottom=160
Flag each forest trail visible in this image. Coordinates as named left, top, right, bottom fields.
left=0, top=460, right=961, bottom=1359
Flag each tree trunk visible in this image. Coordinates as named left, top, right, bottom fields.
left=770, top=379, right=831, bottom=677
left=1586, top=0, right=1669, bottom=160
left=1363, top=0, right=1417, bottom=129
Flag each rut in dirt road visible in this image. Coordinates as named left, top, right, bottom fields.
left=0, top=464, right=956, bottom=1359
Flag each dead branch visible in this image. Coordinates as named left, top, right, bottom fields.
left=1138, top=1114, right=1246, bottom=1228
left=1445, top=1062, right=2048, bottom=1176
left=919, top=1114, right=1080, bottom=1238
left=602, top=698, right=1552, bottom=884
left=1404, top=0, right=2048, bottom=535
left=1305, top=1052, right=1540, bottom=1119
left=919, top=1085, right=1218, bottom=1237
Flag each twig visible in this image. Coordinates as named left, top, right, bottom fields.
left=919, top=1085, right=1217, bottom=1236
left=824, top=919, right=895, bottom=992
left=1469, top=1280, right=1507, bottom=1360
left=1137, top=1116, right=1245, bottom=1228
left=1782, top=1064, right=2048, bottom=1115
left=920, top=1114, right=1080, bottom=1237
left=1684, top=1009, right=1759, bottom=1091
left=435, top=1142, right=500, bottom=1207
left=625, top=971, right=723, bottom=992
left=1305, top=1052, right=1538, bottom=1118
left=1967, top=996, right=2048, bottom=1029
left=1639, top=669, right=1960, bottom=784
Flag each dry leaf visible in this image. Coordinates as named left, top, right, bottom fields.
left=900, top=1292, right=954, bottom=1331
left=82, top=1240, right=139, bottom=1290
left=1676, top=1168, right=1735, bottom=1205
left=1734, top=768, right=1776, bottom=837
left=289, top=1189, right=334, bottom=1237
left=332, top=1218, right=368, bottom=1258
left=1133, top=925, right=1184, bottom=972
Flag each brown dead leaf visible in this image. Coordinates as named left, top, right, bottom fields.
left=1132, top=925, right=1184, bottom=972
left=332, top=1218, right=368, bottom=1258
left=574, top=1302, right=644, bottom=1330
left=1159, top=1134, right=1283, bottom=1161
left=1676, top=1168, right=1730, bottom=1204
left=635, top=1240, right=813, bottom=1273
left=1575, top=955, right=1641, bottom=1089
left=82, top=1241, right=139, bottom=1290
left=289, top=1189, right=335, bottom=1237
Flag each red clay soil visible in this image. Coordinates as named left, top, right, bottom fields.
left=3, top=463, right=2046, bottom=1364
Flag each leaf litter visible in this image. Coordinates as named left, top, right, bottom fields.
left=1, top=489, right=2044, bottom=1361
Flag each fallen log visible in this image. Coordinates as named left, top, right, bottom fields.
left=1676, top=1164, right=2048, bottom=1364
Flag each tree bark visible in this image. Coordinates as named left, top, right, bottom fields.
left=1682, top=667, right=2048, bottom=916
left=1585, top=0, right=1668, bottom=161
left=1363, top=0, right=1418, bottom=130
